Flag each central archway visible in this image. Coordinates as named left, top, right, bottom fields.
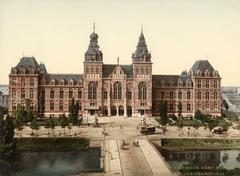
left=118, top=105, right=124, bottom=116
left=127, top=106, right=132, bottom=117
left=111, top=106, right=117, bottom=116
left=103, top=106, right=108, bottom=116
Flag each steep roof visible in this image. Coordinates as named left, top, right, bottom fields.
left=46, top=74, right=83, bottom=83
left=152, top=75, right=180, bottom=83
left=16, top=57, right=39, bottom=70
left=103, top=64, right=133, bottom=78
left=132, top=32, right=151, bottom=63
left=190, top=60, right=214, bottom=72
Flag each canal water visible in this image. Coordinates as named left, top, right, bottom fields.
left=16, top=148, right=101, bottom=176
left=159, top=148, right=240, bottom=171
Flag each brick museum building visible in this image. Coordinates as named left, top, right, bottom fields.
left=8, top=29, right=222, bottom=118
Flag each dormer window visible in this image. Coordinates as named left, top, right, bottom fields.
left=21, top=68, right=26, bottom=74
left=60, top=79, right=65, bottom=85
left=186, top=79, right=192, bottom=87
left=178, top=80, right=183, bottom=87
left=213, top=70, right=219, bottom=77
left=197, top=70, right=201, bottom=77
left=205, top=70, right=210, bottom=77
left=69, top=79, right=73, bottom=86
left=51, top=79, right=55, bottom=85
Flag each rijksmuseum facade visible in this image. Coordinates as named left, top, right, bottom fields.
left=8, top=29, right=222, bottom=118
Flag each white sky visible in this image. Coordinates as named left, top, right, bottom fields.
left=0, top=0, right=240, bottom=86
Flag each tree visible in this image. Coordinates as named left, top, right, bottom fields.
left=69, top=98, right=80, bottom=125
left=159, top=100, right=168, bottom=125
left=26, top=110, right=35, bottom=122
left=16, top=104, right=27, bottom=123
left=0, top=106, right=8, bottom=115
left=3, top=115, right=15, bottom=145
left=194, top=109, right=204, bottom=121
left=177, top=101, right=183, bottom=118
left=59, top=114, right=68, bottom=135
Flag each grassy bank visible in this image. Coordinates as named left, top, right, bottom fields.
left=16, top=137, right=90, bottom=151
left=161, top=138, right=240, bottom=149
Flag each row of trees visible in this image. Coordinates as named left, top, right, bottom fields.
left=14, top=98, right=82, bottom=136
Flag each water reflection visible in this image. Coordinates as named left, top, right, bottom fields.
left=160, top=149, right=240, bottom=171
left=1, top=148, right=101, bottom=176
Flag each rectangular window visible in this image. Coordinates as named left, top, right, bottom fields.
left=69, top=90, right=73, bottom=99
left=214, top=92, right=218, bottom=100
left=50, top=90, right=54, bottom=99
left=30, top=89, right=34, bottom=99
left=206, top=92, right=210, bottom=100
left=12, top=102, right=16, bottom=111
left=59, top=102, right=63, bottom=110
left=197, top=92, right=201, bottom=100
left=78, top=90, right=82, bottom=99
left=12, top=78, right=17, bottom=86
left=170, top=91, right=174, bottom=99
left=21, top=78, right=25, bottom=86
left=187, top=92, right=191, bottom=99
left=178, top=91, right=182, bottom=100
left=60, top=90, right=64, bottom=99
left=206, top=81, right=209, bottom=88
left=169, top=103, right=174, bottom=111
left=187, top=103, right=191, bottom=111
left=30, top=78, right=34, bottom=86
left=21, top=89, right=25, bottom=99
left=12, top=89, right=16, bottom=99
left=214, top=81, right=218, bottom=88
left=50, top=101, right=54, bottom=111
left=160, top=92, right=165, bottom=99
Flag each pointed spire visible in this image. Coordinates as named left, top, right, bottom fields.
left=132, top=28, right=151, bottom=63
left=93, top=22, right=95, bottom=33
left=141, top=24, right=143, bottom=34
left=117, top=57, right=119, bottom=65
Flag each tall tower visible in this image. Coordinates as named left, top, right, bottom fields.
left=132, top=30, right=152, bottom=116
left=83, top=24, right=103, bottom=115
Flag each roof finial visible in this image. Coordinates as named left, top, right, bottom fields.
left=93, top=22, right=95, bottom=33
left=117, top=57, right=119, bottom=65
left=141, top=24, right=143, bottom=34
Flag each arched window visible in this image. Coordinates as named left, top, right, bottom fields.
left=138, top=82, right=147, bottom=100
left=88, top=82, right=97, bottom=99
left=113, top=82, right=122, bottom=99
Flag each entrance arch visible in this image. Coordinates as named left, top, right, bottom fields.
left=111, top=106, right=117, bottom=116
left=118, top=105, right=124, bottom=116
left=127, top=106, right=132, bottom=117
left=103, top=106, right=108, bottom=116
